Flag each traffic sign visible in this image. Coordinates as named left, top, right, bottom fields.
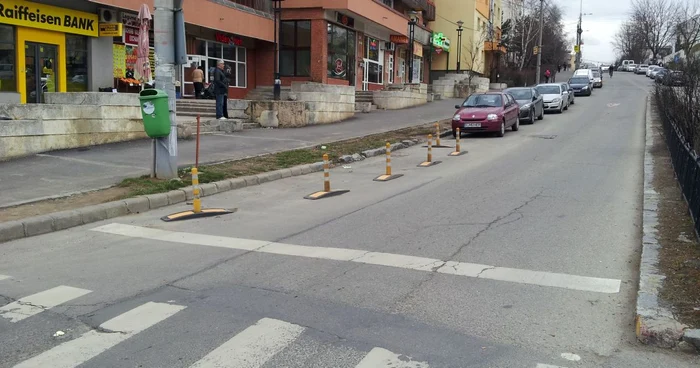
left=533, top=46, right=539, bottom=55
left=574, top=45, right=580, bottom=53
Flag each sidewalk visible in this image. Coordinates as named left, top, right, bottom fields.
left=0, top=98, right=462, bottom=208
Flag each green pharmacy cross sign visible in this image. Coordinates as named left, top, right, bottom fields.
left=432, top=32, right=450, bottom=52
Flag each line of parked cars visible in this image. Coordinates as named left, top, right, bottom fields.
left=617, top=61, right=686, bottom=86
left=451, top=68, right=597, bottom=137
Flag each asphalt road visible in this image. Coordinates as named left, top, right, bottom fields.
left=1, top=72, right=698, bottom=367
left=0, top=98, right=461, bottom=208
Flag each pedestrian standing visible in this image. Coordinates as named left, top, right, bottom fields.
left=544, top=69, right=551, bottom=83
left=557, top=65, right=561, bottom=73
left=192, top=65, right=204, bottom=99
left=213, top=60, right=228, bottom=120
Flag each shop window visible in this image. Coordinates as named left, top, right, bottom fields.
left=203, top=40, right=246, bottom=88
left=280, top=21, right=311, bottom=77
left=364, top=36, right=382, bottom=84
left=327, top=23, right=355, bottom=80
left=66, top=35, right=88, bottom=92
left=0, top=25, right=15, bottom=93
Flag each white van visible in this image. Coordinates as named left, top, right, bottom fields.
left=622, top=60, right=634, bottom=71
left=573, top=69, right=594, bottom=83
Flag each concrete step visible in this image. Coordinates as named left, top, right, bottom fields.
left=178, top=111, right=217, bottom=118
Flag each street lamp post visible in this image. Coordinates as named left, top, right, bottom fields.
left=272, top=0, right=284, bottom=100
left=456, top=20, right=464, bottom=73
left=407, top=11, right=418, bottom=84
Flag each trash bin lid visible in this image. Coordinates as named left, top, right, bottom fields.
left=139, top=89, right=168, bottom=99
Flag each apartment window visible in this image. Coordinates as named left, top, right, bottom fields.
left=327, top=23, right=356, bottom=80
left=382, top=0, right=394, bottom=7
left=280, top=20, right=311, bottom=77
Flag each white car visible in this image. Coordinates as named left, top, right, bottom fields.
left=573, top=69, right=594, bottom=83
left=646, top=65, right=659, bottom=77
left=627, top=64, right=638, bottom=72
left=636, top=64, right=649, bottom=75
left=601, top=65, right=610, bottom=71
left=535, top=83, right=570, bottom=114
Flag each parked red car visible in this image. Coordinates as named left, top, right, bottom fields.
left=452, top=92, right=520, bottom=137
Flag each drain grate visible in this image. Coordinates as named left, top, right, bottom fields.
left=531, top=135, right=557, bottom=139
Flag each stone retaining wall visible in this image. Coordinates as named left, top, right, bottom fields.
left=373, top=83, right=428, bottom=110
left=0, top=92, right=146, bottom=160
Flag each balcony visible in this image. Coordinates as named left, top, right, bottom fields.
left=484, top=41, right=506, bottom=53
left=400, top=0, right=435, bottom=21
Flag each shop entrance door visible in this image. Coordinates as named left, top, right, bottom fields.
left=25, top=42, right=58, bottom=103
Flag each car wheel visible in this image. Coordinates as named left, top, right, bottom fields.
left=563, top=102, right=568, bottom=111
left=529, top=109, right=536, bottom=124
left=558, top=104, right=564, bottom=114
left=496, top=120, right=505, bottom=137
left=571, top=98, right=575, bottom=105
left=537, top=108, right=544, bottom=120
left=512, top=118, right=520, bottom=131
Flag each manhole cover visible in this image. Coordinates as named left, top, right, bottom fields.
left=531, top=135, right=557, bottom=139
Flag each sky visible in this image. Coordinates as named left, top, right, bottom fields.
left=554, top=0, right=635, bottom=63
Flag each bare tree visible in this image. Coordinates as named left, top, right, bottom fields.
left=631, top=0, right=678, bottom=60
left=461, top=29, right=490, bottom=89
left=673, top=0, right=700, bottom=56
left=613, top=21, right=650, bottom=62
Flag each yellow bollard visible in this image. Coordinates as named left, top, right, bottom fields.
left=374, top=142, right=404, bottom=181
left=160, top=167, right=235, bottom=221
left=323, top=153, right=331, bottom=192
left=449, top=127, right=468, bottom=156
left=435, top=123, right=441, bottom=146
left=305, top=153, right=350, bottom=199
left=418, top=134, right=442, bottom=167
left=385, top=142, right=392, bottom=176
left=192, top=167, right=201, bottom=213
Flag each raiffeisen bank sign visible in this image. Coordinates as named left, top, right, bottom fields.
left=0, top=0, right=98, bottom=37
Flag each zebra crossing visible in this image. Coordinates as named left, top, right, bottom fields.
left=0, top=275, right=569, bottom=368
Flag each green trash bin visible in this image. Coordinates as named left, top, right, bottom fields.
left=139, top=89, right=171, bottom=138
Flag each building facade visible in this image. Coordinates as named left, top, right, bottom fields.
left=0, top=0, right=450, bottom=104
left=429, top=0, right=505, bottom=81
left=278, top=0, right=437, bottom=91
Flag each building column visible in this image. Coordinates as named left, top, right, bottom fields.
left=309, top=19, right=327, bottom=84
left=88, top=36, right=113, bottom=91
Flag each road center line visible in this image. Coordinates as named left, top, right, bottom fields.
left=91, top=223, right=621, bottom=294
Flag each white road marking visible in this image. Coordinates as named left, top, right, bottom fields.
left=355, top=347, right=429, bottom=368
left=189, top=318, right=304, bottom=368
left=536, top=364, right=567, bottom=368
left=0, top=275, right=10, bottom=281
left=0, top=286, right=92, bottom=323
left=91, top=223, right=622, bottom=294
left=560, top=353, right=581, bottom=361
left=13, top=302, right=185, bottom=368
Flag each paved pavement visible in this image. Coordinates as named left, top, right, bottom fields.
left=0, top=98, right=461, bottom=208
left=2, top=73, right=698, bottom=367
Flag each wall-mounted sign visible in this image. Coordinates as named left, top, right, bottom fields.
left=413, top=41, right=423, bottom=57
left=99, top=23, right=122, bottom=37
left=215, top=32, right=243, bottom=46
left=0, top=0, right=98, bottom=37
left=336, top=12, right=355, bottom=28
left=124, top=26, right=139, bottom=45
left=431, top=32, right=450, bottom=52
left=120, top=12, right=140, bottom=28
left=390, top=35, right=409, bottom=44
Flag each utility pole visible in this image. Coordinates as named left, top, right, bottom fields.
left=575, top=0, right=582, bottom=70
left=535, top=0, right=544, bottom=84
left=153, top=0, right=179, bottom=179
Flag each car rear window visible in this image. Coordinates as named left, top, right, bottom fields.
left=504, top=89, right=532, bottom=100
left=535, top=85, right=561, bottom=94
left=570, top=78, right=589, bottom=84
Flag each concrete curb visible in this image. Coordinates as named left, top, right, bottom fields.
left=0, top=137, right=430, bottom=244
left=635, top=94, right=694, bottom=350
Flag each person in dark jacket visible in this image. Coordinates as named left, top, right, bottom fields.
left=213, top=60, right=228, bottom=120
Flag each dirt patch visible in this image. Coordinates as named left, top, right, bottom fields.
left=0, top=120, right=451, bottom=223
left=651, top=106, right=700, bottom=328
left=0, top=187, right=130, bottom=223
